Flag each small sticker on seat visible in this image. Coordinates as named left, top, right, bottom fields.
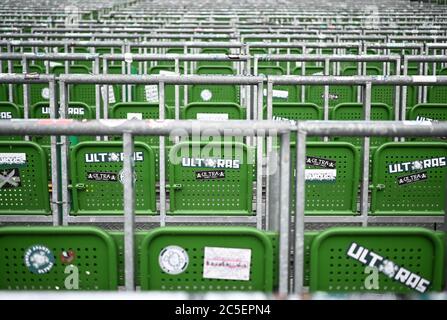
left=203, top=247, right=251, bottom=281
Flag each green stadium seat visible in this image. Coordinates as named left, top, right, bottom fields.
left=52, top=65, right=96, bottom=107
left=407, top=103, right=447, bottom=141
left=139, top=227, right=274, bottom=291
left=30, top=101, right=94, bottom=147
left=132, top=65, right=183, bottom=106
left=258, top=66, right=300, bottom=103
left=331, top=102, right=393, bottom=149
left=0, top=141, right=50, bottom=215
left=0, top=226, right=118, bottom=290
left=167, top=141, right=253, bottom=215
left=290, top=142, right=360, bottom=215
left=13, top=64, right=49, bottom=107
left=182, top=102, right=244, bottom=120
left=371, top=142, right=447, bottom=216
left=198, top=48, right=232, bottom=67
left=309, top=227, right=444, bottom=293
left=69, top=141, right=156, bottom=215
left=190, top=66, right=238, bottom=103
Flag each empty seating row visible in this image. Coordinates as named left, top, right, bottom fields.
left=0, top=225, right=443, bottom=293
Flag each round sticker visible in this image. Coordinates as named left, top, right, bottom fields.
left=118, top=169, right=137, bottom=185
left=159, top=245, right=189, bottom=275
left=200, top=89, right=212, bottom=101
left=24, top=245, right=55, bottom=274
left=41, top=87, right=50, bottom=100
left=60, top=250, right=76, bottom=264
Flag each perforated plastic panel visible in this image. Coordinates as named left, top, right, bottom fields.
left=309, top=227, right=444, bottom=293
left=331, top=102, right=393, bottom=148
left=371, top=142, right=447, bottom=215
left=70, top=141, right=156, bottom=215
left=408, top=104, right=447, bottom=142
left=307, top=85, right=354, bottom=109
left=290, top=142, right=360, bottom=215
left=0, top=226, right=118, bottom=290
left=168, top=141, right=253, bottom=215
left=140, top=227, right=273, bottom=291
left=198, top=48, right=232, bottom=67
left=191, top=66, right=239, bottom=103
left=52, top=65, right=96, bottom=106
left=428, top=85, right=447, bottom=104
left=0, top=142, right=50, bottom=215
left=0, top=102, right=22, bottom=141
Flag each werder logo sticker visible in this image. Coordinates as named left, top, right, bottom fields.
left=182, top=157, right=240, bottom=169
left=347, top=242, right=431, bottom=293
left=85, top=152, right=144, bottom=163
left=306, top=156, right=336, bottom=169
left=397, top=171, right=428, bottom=186
left=0, top=168, right=21, bottom=189
left=387, top=157, right=446, bottom=174
left=86, top=172, right=118, bottom=182
left=196, top=170, right=225, bottom=180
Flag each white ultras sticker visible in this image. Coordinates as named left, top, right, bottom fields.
left=159, top=245, right=189, bottom=275
left=203, top=247, right=251, bottom=281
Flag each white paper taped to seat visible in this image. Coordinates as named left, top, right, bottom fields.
left=46, top=61, right=62, bottom=69
left=196, top=113, right=229, bottom=120
left=101, top=86, right=116, bottom=104
left=305, top=169, right=337, bottom=181
left=262, top=89, right=289, bottom=99
left=124, top=52, right=133, bottom=63
left=412, top=76, right=437, bottom=83
left=145, top=85, right=158, bottom=103
left=203, top=247, right=251, bottom=281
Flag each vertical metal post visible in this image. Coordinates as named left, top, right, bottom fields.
left=102, top=58, right=110, bottom=142
left=265, top=80, right=274, bottom=230
left=278, top=132, right=291, bottom=296
left=60, top=80, right=70, bottom=226
left=7, top=43, right=13, bottom=103
left=159, top=81, right=167, bottom=227
left=94, top=56, right=101, bottom=141
left=323, top=58, right=330, bottom=142
left=49, top=79, right=60, bottom=226
left=22, top=57, right=30, bottom=141
left=294, top=129, right=306, bottom=294
left=360, top=82, right=372, bottom=226
left=174, top=58, right=180, bottom=121
left=123, top=132, right=136, bottom=291
left=256, top=81, right=264, bottom=229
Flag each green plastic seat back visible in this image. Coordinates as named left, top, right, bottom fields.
left=30, top=102, right=94, bottom=146
left=198, top=48, right=232, bottom=67
left=0, top=84, right=7, bottom=101
left=307, top=84, right=354, bottom=109
left=0, top=141, right=50, bottom=215
left=168, top=141, right=253, bottom=215
left=290, top=142, right=360, bottom=215
left=140, top=227, right=273, bottom=291
left=267, top=102, right=321, bottom=141
left=110, top=102, right=170, bottom=146
left=428, top=83, right=447, bottom=104
left=277, top=48, right=302, bottom=70
left=52, top=65, right=96, bottom=106
left=310, top=227, right=444, bottom=293
left=190, top=66, right=238, bottom=103
left=0, top=102, right=22, bottom=141
left=331, top=103, right=393, bottom=148
left=132, top=65, right=184, bottom=106
left=73, top=47, right=93, bottom=69
left=408, top=104, right=447, bottom=142
left=70, top=142, right=156, bottom=215
left=371, top=142, right=447, bottom=215
left=0, top=226, right=118, bottom=290
left=258, top=66, right=299, bottom=102
left=13, top=65, right=48, bottom=106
